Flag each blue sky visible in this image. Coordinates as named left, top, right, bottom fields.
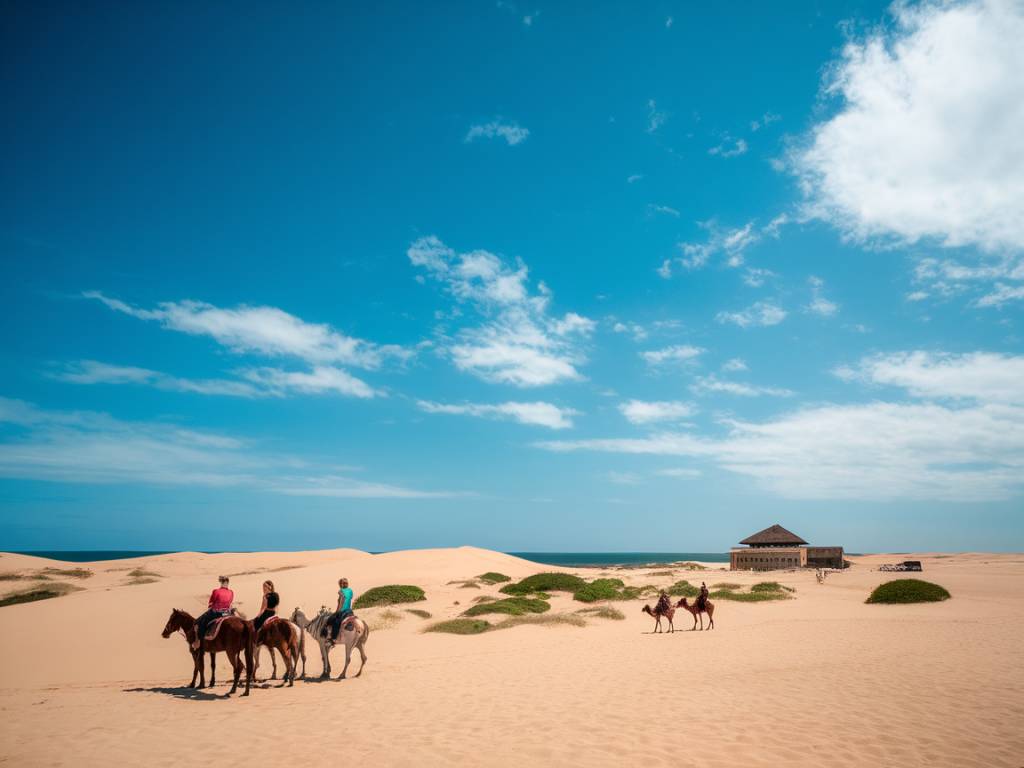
left=2, top=1, right=1022, bottom=552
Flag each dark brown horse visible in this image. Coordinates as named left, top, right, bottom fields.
left=254, top=617, right=301, bottom=686
left=641, top=603, right=675, bottom=633
left=676, top=597, right=715, bottom=630
left=161, top=609, right=254, bottom=696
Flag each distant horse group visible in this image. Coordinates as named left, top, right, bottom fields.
left=641, top=597, right=715, bottom=633
left=160, top=604, right=369, bottom=696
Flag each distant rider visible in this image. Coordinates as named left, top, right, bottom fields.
left=193, top=575, right=234, bottom=650
left=324, top=577, right=355, bottom=645
left=696, top=582, right=709, bottom=611
left=655, top=589, right=672, bottom=614
left=253, top=579, right=279, bottom=634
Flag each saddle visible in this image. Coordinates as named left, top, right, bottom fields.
left=204, top=615, right=232, bottom=642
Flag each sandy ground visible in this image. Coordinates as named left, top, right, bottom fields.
left=0, top=547, right=1021, bottom=767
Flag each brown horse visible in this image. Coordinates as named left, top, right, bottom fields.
left=676, top=597, right=715, bottom=630
left=641, top=603, right=675, bottom=633
left=161, top=609, right=254, bottom=696
left=254, top=617, right=301, bottom=686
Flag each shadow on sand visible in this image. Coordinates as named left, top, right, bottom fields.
left=123, top=685, right=227, bottom=701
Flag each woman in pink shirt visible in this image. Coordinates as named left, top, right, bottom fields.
left=192, top=575, right=234, bottom=651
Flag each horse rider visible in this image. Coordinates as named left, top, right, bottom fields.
left=253, top=579, right=280, bottom=634
left=324, top=577, right=355, bottom=645
left=696, top=582, right=709, bottom=612
left=192, top=575, right=234, bottom=651
left=655, top=589, right=672, bottom=614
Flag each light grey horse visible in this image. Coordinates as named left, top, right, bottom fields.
left=291, top=606, right=369, bottom=680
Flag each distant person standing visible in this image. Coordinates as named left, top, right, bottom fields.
left=193, top=576, right=234, bottom=650
left=325, top=577, right=355, bottom=644
left=253, top=580, right=279, bottom=634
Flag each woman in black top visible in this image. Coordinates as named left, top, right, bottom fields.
left=253, top=579, right=280, bottom=634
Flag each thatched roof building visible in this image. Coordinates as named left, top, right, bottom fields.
left=739, top=524, right=808, bottom=547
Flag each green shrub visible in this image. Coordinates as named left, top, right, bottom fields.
left=866, top=579, right=951, bottom=604
left=405, top=609, right=432, bottom=619
left=667, top=580, right=699, bottom=597
left=712, top=582, right=741, bottom=590
left=709, top=588, right=789, bottom=602
left=42, top=567, right=92, bottom=579
left=478, top=572, right=511, bottom=584
left=472, top=595, right=498, bottom=604
left=648, top=570, right=676, bottom=577
left=0, top=582, right=82, bottom=608
left=495, top=613, right=587, bottom=630
left=426, top=618, right=491, bottom=635
left=354, top=585, right=426, bottom=608
left=500, top=572, right=587, bottom=596
left=573, top=578, right=624, bottom=603
left=751, top=581, right=795, bottom=593
left=463, top=597, right=550, bottom=617
left=0, top=573, right=26, bottom=581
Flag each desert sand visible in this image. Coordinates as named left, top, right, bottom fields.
left=0, top=547, right=1022, bottom=767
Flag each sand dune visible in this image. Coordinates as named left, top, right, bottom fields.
left=1, top=548, right=1022, bottom=767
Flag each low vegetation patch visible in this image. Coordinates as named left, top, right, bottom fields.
left=426, top=618, right=491, bottom=635
left=667, top=580, right=699, bottom=598
left=710, top=587, right=791, bottom=602
left=751, top=581, right=795, bottom=593
left=126, top=567, right=161, bottom=585
left=576, top=605, right=625, bottom=620
left=405, top=608, right=432, bottom=619
left=472, top=595, right=498, bottom=604
left=677, top=562, right=707, bottom=571
left=500, top=572, right=587, bottom=596
left=648, top=570, right=676, bottom=577
left=478, top=572, right=511, bottom=584
left=0, top=573, right=27, bottom=581
left=41, top=567, right=92, bottom=579
left=712, top=582, right=741, bottom=590
left=573, top=578, right=624, bottom=603
left=0, top=582, right=82, bottom=608
left=463, top=597, right=550, bottom=617
left=367, top=609, right=404, bottom=630
left=354, top=585, right=426, bottom=608
left=866, top=579, right=951, bottom=604
left=494, top=613, right=587, bottom=630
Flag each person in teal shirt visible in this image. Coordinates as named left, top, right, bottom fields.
left=326, top=577, right=354, bottom=644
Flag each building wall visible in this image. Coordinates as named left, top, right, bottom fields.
left=730, top=547, right=807, bottom=571
left=806, top=546, right=844, bottom=568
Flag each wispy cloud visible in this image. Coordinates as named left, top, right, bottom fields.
left=660, top=221, right=758, bottom=277
left=408, top=235, right=594, bottom=387
left=647, top=204, right=680, bottom=218
left=619, top=399, right=695, bottom=425
left=750, top=112, right=781, bottom=132
left=640, top=344, right=704, bottom=366
left=417, top=400, right=578, bottom=430
left=708, top=137, right=748, bottom=158
left=806, top=276, right=839, bottom=316
left=721, top=358, right=748, bottom=372
left=646, top=99, right=667, bottom=133
left=626, top=174, right=644, bottom=184
left=716, top=301, right=787, bottom=328
left=464, top=120, right=530, bottom=146
left=0, top=397, right=456, bottom=498
left=691, top=375, right=793, bottom=398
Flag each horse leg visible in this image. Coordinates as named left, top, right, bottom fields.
left=708, top=607, right=714, bottom=629
left=338, top=638, right=352, bottom=680
left=209, top=651, right=216, bottom=687
left=227, top=649, right=240, bottom=695
left=355, top=634, right=368, bottom=677
left=270, top=646, right=278, bottom=680
left=320, top=641, right=331, bottom=678
left=189, top=650, right=200, bottom=688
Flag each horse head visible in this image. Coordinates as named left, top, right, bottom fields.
left=161, top=608, right=190, bottom=638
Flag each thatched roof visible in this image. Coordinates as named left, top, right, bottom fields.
left=740, top=524, right=808, bottom=546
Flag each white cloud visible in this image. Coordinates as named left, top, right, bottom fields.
left=647, top=204, right=680, bottom=218
left=750, top=112, right=781, bottom=132
left=665, top=16, right=673, bottom=28
left=619, top=400, right=695, bottom=425
left=241, top=366, right=378, bottom=398
left=977, top=283, right=1024, bottom=307
left=743, top=267, right=775, bottom=288
left=417, top=399, right=578, bottom=430
left=607, top=470, right=642, bottom=485
left=84, top=291, right=401, bottom=369
left=906, top=290, right=930, bottom=302
left=646, top=99, right=667, bottom=133
left=792, top=0, right=1024, bottom=252
left=655, top=467, right=702, bottom=478
left=911, top=255, right=1024, bottom=307
left=708, top=137, right=748, bottom=158
left=627, top=174, right=644, bottom=184
left=408, top=236, right=594, bottom=387
left=807, top=275, right=840, bottom=316
left=835, top=351, right=1024, bottom=404
left=722, top=358, right=748, bottom=372
left=691, top=375, right=794, bottom=398
left=716, top=301, right=787, bottom=328
left=0, top=397, right=454, bottom=497
left=464, top=120, right=530, bottom=146
left=537, top=400, right=1024, bottom=502
left=611, top=321, right=648, bottom=342
left=640, top=344, right=704, bottom=366
left=666, top=221, right=760, bottom=276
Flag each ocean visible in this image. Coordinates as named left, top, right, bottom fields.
left=10, top=550, right=730, bottom=566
